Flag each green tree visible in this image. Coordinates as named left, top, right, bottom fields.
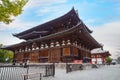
left=106, top=56, right=112, bottom=65
left=0, top=0, right=28, bottom=24
left=0, top=44, right=13, bottom=63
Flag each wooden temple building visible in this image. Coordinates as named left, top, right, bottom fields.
left=91, top=51, right=111, bottom=64
left=3, top=8, right=102, bottom=63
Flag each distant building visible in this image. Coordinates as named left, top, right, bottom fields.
left=2, top=8, right=102, bottom=63
left=91, top=50, right=111, bottom=64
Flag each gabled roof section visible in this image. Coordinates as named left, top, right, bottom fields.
left=13, top=7, right=92, bottom=40
left=13, top=8, right=78, bottom=37
left=91, top=51, right=111, bottom=56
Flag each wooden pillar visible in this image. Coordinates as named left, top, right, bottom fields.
left=95, top=54, right=97, bottom=64
left=80, top=50, right=83, bottom=60
left=102, top=56, right=104, bottom=64
left=47, top=49, right=50, bottom=62
left=60, top=48, right=62, bottom=62
left=70, top=46, right=74, bottom=62
left=79, top=49, right=82, bottom=60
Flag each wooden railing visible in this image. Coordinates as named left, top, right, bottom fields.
left=66, top=63, right=83, bottom=73
left=23, top=72, right=43, bottom=80
left=0, top=63, right=55, bottom=80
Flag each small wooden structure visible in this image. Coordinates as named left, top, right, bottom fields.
left=91, top=51, right=111, bottom=64
left=2, top=8, right=102, bottom=63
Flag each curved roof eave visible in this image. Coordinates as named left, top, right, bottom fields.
left=81, top=23, right=102, bottom=48
left=4, top=22, right=82, bottom=50
left=4, top=21, right=101, bottom=50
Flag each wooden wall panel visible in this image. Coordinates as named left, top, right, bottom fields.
left=73, top=47, right=78, bottom=56
left=40, top=50, right=49, bottom=57
left=50, top=48, right=61, bottom=62
left=24, top=52, right=30, bottom=59
left=31, top=52, right=39, bottom=63
left=39, top=50, right=49, bottom=62
left=16, top=53, right=23, bottom=62
left=63, top=47, right=70, bottom=56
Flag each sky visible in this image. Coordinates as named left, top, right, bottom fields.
left=0, top=0, right=120, bottom=58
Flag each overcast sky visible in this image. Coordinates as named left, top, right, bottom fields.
left=0, top=0, right=120, bottom=58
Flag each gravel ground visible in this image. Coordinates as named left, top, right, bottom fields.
left=0, top=64, right=120, bottom=80
left=46, top=64, right=120, bottom=80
